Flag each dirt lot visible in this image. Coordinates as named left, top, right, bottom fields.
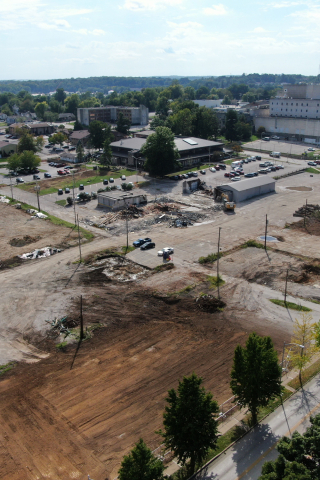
left=0, top=202, right=86, bottom=269
left=0, top=257, right=288, bottom=480
left=1, top=170, right=320, bottom=479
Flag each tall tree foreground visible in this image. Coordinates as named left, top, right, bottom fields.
left=140, top=126, right=180, bottom=176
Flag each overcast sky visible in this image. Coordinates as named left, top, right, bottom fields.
left=1, top=0, right=320, bottom=80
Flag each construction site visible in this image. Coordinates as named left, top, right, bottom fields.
left=0, top=168, right=320, bottom=479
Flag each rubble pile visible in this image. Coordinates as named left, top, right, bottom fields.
left=293, top=204, right=320, bottom=218
left=45, top=316, right=78, bottom=337
left=19, top=246, right=62, bottom=260
left=195, top=295, right=226, bottom=313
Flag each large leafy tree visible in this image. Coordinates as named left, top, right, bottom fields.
left=76, top=141, right=85, bottom=163
left=100, top=124, right=114, bottom=167
left=118, top=438, right=164, bottom=480
left=34, top=101, right=48, bottom=120
left=17, top=133, right=44, bottom=153
left=117, top=112, right=131, bottom=134
left=170, top=108, right=193, bottom=136
left=259, top=413, right=320, bottom=479
left=65, top=94, right=80, bottom=116
left=49, top=132, right=67, bottom=147
left=193, top=107, right=220, bottom=139
left=7, top=153, right=22, bottom=172
left=225, top=110, right=239, bottom=142
left=230, top=333, right=282, bottom=425
left=19, top=150, right=41, bottom=171
left=157, top=373, right=219, bottom=475
left=141, top=126, right=180, bottom=176
left=88, top=120, right=107, bottom=150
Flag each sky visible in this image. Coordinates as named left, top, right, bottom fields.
left=1, top=0, right=320, bottom=80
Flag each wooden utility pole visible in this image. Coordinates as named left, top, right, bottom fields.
left=77, top=214, right=82, bottom=262
left=72, top=171, right=76, bottom=225
left=264, top=214, right=268, bottom=251
left=80, top=295, right=84, bottom=340
left=217, top=227, right=222, bottom=300
left=284, top=268, right=289, bottom=304
left=9, top=175, right=14, bottom=200
left=304, top=199, right=307, bottom=228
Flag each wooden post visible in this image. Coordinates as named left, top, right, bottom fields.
left=80, top=295, right=84, bottom=340
left=77, top=214, right=82, bottom=262
left=264, top=214, right=268, bottom=251
left=284, top=268, right=289, bottom=304
left=304, top=199, right=307, bottom=228
left=217, top=227, right=221, bottom=300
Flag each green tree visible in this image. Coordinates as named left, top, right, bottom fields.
left=18, top=133, right=37, bottom=153
left=55, top=88, right=66, bottom=104
left=34, top=101, right=48, bottom=120
left=157, top=373, right=219, bottom=475
left=150, top=115, right=166, bottom=130
left=221, top=95, right=232, bottom=105
left=141, top=127, right=180, bottom=176
left=49, top=132, right=67, bottom=147
left=156, top=95, right=170, bottom=116
left=230, top=333, right=282, bottom=425
left=65, top=94, right=80, bottom=116
left=259, top=413, right=320, bottom=479
left=74, top=119, right=83, bottom=131
left=235, top=121, right=252, bottom=142
left=1, top=103, right=13, bottom=116
left=19, top=150, right=41, bottom=172
left=171, top=108, right=194, bottom=136
left=88, top=120, right=107, bottom=150
left=7, top=153, right=21, bottom=172
left=117, top=113, right=131, bottom=134
left=100, top=124, right=114, bottom=167
left=257, top=126, right=266, bottom=138
left=225, top=110, right=239, bottom=142
left=193, top=107, right=219, bottom=139
left=118, top=438, right=164, bottom=480
left=76, top=141, right=85, bottom=163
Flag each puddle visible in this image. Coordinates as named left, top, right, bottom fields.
left=259, top=235, right=279, bottom=242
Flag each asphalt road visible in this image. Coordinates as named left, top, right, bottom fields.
left=194, top=374, right=320, bottom=480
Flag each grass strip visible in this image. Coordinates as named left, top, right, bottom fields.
left=306, top=167, right=320, bottom=174
left=199, top=252, right=223, bottom=264
left=269, top=299, right=312, bottom=312
left=207, top=275, right=225, bottom=288
left=241, top=239, right=265, bottom=249
left=288, top=358, right=320, bottom=390
left=0, top=362, right=15, bottom=376
left=55, top=199, right=66, bottom=206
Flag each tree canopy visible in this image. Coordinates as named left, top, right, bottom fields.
left=259, top=413, right=320, bottom=480
left=116, top=112, right=131, bottom=134
left=230, top=333, right=282, bottom=425
left=157, top=373, right=219, bottom=475
left=140, top=126, right=180, bottom=176
left=88, top=120, right=108, bottom=150
left=118, top=438, right=164, bottom=480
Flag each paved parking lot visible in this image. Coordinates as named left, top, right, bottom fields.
left=245, top=139, right=320, bottom=156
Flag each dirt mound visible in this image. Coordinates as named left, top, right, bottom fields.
left=196, top=294, right=226, bottom=313
left=82, top=255, right=150, bottom=284
left=9, top=235, right=41, bottom=247
left=290, top=217, right=320, bottom=236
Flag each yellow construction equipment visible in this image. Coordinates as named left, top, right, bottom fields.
left=221, top=193, right=236, bottom=211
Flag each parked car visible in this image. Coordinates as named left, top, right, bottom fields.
left=63, top=145, right=69, bottom=149
left=308, top=161, right=317, bottom=166
left=172, top=175, right=179, bottom=180
left=200, top=170, right=206, bottom=174
left=103, top=179, right=109, bottom=185
left=33, top=175, right=40, bottom=180
left=192, top=172, right=198, bottom=177
left=65, top=187, right=70, bottom=194
left=218, top=164, right=226, bottom=170
left=133, top=238, right=152, bottom=247
left=231, top=177, right=241, bottom=181
left=215, top=165, right=220, bottom=170
left=209, top=167, right=216, bottom=172
left=79, top=184, right=84, bottom=190
left=58, top=189, right=63, bottom=195
left=158, top=247, right=174, bottom=256
left=109, top=177, right=114, bottom=183
left=45, top=145, right=51, bottom=148
left=308, top=147, right=316, bottom=151
left=140, top=242, right=155, bottom=250
left=69, top=147, right=76, bottom=151
left=277, top=165, right=284, bottom=169
left=16, top=178, right=24, bottom=183
left=244, top=172, right=255, bottom=178
left=255, top=156, right=261, bottom=160
left=271, top=135, right=280, bottom=140
left=116, top=185, right=121, bottom=190
left=121, top=175, right=126, bottom=180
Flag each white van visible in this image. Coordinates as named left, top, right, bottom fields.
left=121, top=175, right=126, bottom=180
left=231, top=161, right=242, bottom=169
left=270, top=152, right=281, bottom=158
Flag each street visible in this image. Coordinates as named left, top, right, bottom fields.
left=194, top=374, right=320, bottom=480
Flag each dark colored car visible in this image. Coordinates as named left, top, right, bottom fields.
left=215, top=165, right=220, bottom=170
left=172, top=175, right=179, bottom=180
left=244, top=172, right=255, bottom=178
left=33, top=174, right=40, bottom=180
left=133, top=238, right=152, bottom=247
left=103, top=179, right=109, bottom=185
left=140, top=242, right=155, bottom=250
left=255, top=156, right=261, bottom=160
left=44, top=173, right=51, bottom=178
left=79, top=184, right=84, bottom=190
left=218, top=164, right=226, bottom=170
left=58, top=189, right=63, bottom=195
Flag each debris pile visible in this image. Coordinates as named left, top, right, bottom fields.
left=19, top=246, right=62, bottom=260
left=0, top=195, right=10, bottom=203
left=293, top=204, right=320, bottom=218
left=195, top=295, right=226, bottom=313
left=169, top=211, right=206, bottom=228
left=45, top=316, right=77, bottom=337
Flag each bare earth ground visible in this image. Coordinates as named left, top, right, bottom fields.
left=0, top=171, right=320, bottom=478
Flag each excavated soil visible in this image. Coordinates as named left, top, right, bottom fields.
left=289, top=217, right=320, bottom=236
left=0, top=261, right=285, bottom=480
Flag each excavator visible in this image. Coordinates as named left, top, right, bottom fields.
left=221, top=192, right=236, bottom=212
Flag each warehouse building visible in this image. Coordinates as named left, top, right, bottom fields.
left=216, top=177, right=275, bottom=203
left=97, top=191, right=147, bottom=209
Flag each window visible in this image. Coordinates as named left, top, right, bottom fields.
left=296, top=103, right=298, bottom=106
left=286, top=109, right=287, bottom=111
left=301, top=103, right=304, bottom=106
left=306, top=103, right=308, bottom=106
left=291, top=103, right=293, bottom=106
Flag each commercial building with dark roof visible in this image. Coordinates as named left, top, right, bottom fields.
left=69, top=130, right=90, bottom=146
left=110, top=136, right=224, bottom=168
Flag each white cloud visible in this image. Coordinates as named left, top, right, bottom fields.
left=252, top=27, right=267, bottom=32
left=203, top=4, right=227, bottom=15
left=48, top=8, right=93, bottom=17
left=73, top=28, right=105, bottom=36
left=269, top=1, right=309, bottom=7
left=120, top=0, right=182, bottom=11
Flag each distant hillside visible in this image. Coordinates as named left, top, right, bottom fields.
left=0, top=73, right=319, bottom=95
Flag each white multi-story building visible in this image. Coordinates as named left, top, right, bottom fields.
left=253, top=84, right=320, bottom=143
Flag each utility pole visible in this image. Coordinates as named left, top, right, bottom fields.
left=284, top=268, right=289, bottom=304
left=304, top=199, right=307, bottom=228
left=217, top=227, right=222, bottom=300
left=9, top=174, right=13, bottom=200
left=264, top=214, right=268, bottom=251
left=80, top=295, right=84, bottom=340
left=77, top=214, right=82, bottom=262
left=72, top=171, right=76, bottom=225
left=34, top=182, right=41, bottom=212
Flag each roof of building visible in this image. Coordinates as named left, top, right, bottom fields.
left=0, top=141, right=14, bottom=148
left=98, top=191, right=146, bottom=200
left=28, top=122, right=53, bottom=128
left=69, top=130, right=90, bottom=139
left=135, top=130, right=155, bottom=137
left=219, top=176, right=275, bottom=192
left=110, top=136, right=223, bottom=152
left=60, top=152, right=76, bottom=159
